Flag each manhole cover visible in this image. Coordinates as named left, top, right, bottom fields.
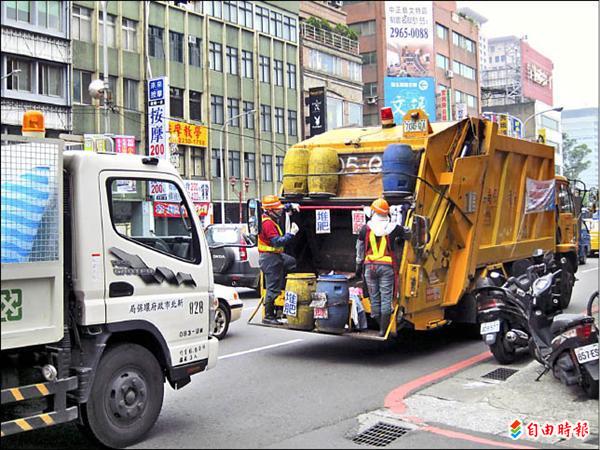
left=482, top=367, right=519, bottom=381
left=352, top=422, right=410, bottom=447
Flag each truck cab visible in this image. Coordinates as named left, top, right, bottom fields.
left=1, top=126, right=218, bottom=448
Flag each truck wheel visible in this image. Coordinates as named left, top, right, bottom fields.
left=212, top=300, right=231, bottom=340
left=559, top=259, right=575, bottom=310
left=81, top=343, right=164, bottom=448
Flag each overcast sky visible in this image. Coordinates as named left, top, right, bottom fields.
left=457, top=1, right=599, bottom=111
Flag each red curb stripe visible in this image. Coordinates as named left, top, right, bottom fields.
left=422, top=425, right=536, bottom=449
left=384, top=350, right=492, bottom=414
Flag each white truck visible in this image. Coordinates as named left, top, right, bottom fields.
left=1, top=130, right=218, bottom=448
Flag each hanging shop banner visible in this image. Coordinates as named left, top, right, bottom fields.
left=525, top=178, right=555, bottom=214
left=154, top=201, right=211, bottom=218
left=83, top=134, right=108, bottom=152
left=315, top=209, right=331, bottom=234
left=309, top=87, right=327, bottom=137
left=352, top=210, right=366, bottom=235
left=169, top=120, right=208, bottom=147
left=385, top=1, right=434, bottom=78
left=147, top=76, right=170, bottom=159
left=183, top=180, right=211, bottom=203
left=439, top=89, right=452, bottom=121
left=510, top=116, right=523, bottom=139
left=455, top=103, right=468, bottom=121
left=384, top=76, right=436, bottom=122
left=114, top=135, right=136, bottom=154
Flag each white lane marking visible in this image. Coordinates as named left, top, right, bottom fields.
left=580, top=267, right=599, bottom=274
left=218, top=339, right=303, bottom=360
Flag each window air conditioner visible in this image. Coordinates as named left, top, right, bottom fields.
left=366, top=96, right=378, bottom=105
left=445, top=70, right=454, bottom=79
left=188, top=35, right=196, bottom=44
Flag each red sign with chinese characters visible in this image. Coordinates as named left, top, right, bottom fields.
left=154, top=202, right=211, bottom=218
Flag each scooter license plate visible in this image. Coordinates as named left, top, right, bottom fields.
left=480, top=320, right=500, bottom=335
left=574, top=343, right=599, bottom=364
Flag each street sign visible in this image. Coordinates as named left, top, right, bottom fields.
left=147, top=76, right=170, bottom=160
left=309, top=87, right=327, bottom=137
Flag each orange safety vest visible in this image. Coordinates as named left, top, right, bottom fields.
left=258, top=215, right=284, bottom=253
left=364, top=228, right=393, bottom=265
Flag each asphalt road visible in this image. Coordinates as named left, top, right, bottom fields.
left=3, top=258, right=598, bottom=449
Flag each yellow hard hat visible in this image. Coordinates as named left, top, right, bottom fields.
left=262, top=194, right=284, bottom=210
left=371, top=198, right=390, bottom=215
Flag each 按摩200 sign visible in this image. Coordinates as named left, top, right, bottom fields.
left=148, top=76, right=170, bottom=160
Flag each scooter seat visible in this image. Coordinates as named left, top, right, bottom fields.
left=550, top=314, right=592, bottom=335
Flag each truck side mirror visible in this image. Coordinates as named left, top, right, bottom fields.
left=247, top=198, right=261, bottom=236
left=411, top=214, right=430, bottom=249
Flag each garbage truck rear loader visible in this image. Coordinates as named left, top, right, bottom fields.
left=247, top=109, right=578, bottom=340
left=1, top=126, right=218, bottom=447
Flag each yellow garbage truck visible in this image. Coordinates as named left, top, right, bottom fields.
left=247, top=109, right=579, bottom=340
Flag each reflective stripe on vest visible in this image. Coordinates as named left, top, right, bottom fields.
left=258, top=216, right=284, bottom=253
left=364, top=229, right=393, bottom=264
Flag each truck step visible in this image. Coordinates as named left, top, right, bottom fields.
left=0, top=406, right=78, bottom=437
left=1, top=377, right=77, bottom=405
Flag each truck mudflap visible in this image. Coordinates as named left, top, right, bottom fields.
left=0, top=377, right=78, bottom=437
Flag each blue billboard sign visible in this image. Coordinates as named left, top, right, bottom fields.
left=384, top=76, right=436, bottom=122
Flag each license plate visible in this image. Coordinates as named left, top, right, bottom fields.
left=574, top=343, right=599, bottom=364
left=403, top=119, right=427, bottom=133
left=480, top=320, right=500, bottom=335
left=314, top=307, right=328, bottom=319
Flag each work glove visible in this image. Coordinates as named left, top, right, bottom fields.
left=289, top=222, right=299, bottom=236
left=285, top=203, right=301, bottom=213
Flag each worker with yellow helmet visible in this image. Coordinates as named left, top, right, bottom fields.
left=355, top=198, right=411, bottom=336
left=258, top=194, right=299, bottom=325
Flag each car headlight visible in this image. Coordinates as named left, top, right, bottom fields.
left=532, top=274, right=552, bottom=296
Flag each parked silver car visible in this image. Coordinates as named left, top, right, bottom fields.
left=206, top=224, right=260, bottom=292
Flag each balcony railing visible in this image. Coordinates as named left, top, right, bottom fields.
left=300, top=22, right=359, bottom=55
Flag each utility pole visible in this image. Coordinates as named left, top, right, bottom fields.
left=101, top=1, right=109, bottom=134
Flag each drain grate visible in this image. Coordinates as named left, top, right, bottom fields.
left=482, top=367, right=519, bottom=381
left=352, top=422, right=410, bottom=447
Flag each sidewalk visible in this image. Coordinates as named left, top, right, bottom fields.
left=381, top=356, right=598, bottom=448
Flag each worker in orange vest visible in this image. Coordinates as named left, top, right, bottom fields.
left=258, top=195, right=299, bottom=325
left=356, top=198, right=411, bottom=336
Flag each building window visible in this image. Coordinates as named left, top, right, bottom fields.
left=6, top=0, right=33, bottom=23
left=36, top=0, right=63, bottom=31
left=436, top=23, right=448, bottom=40
left=226, top=46, right=238, bottom=75
left=72, top=5, right=91, bottom=41
left=453, top=60, right=476, bottom=80
left=243, top=101, right=254, bottom=129
left=273, top=59, right=283, bottom=86
left=73, top=69, right=92, bottom=104
left=348, top=20, right=375, bottom=36
left=211, top=149, right=222, bottom=178
left=169, top=31, right=184, bottom=63
left=242, top=50, right=253, bottom=78
left=361, top=51, right=377, bottom=66
left=38, top=63, right=63, bottom=97
left=259, top=56, right=270, bottom=83
left=98, top=13, right=116, bottom=48
left=262, top=155, right=273, bottom=181
left=260, top=104, right=271, bottom=132
left=205, top=1, right=222, bottom=18
left=288, top=110, right=297, bottom=136
left=209, top=42, right=223, bottom=72
left=170, top=87, right=184, bottom=118
left=124, top=78, right=138, bottom=111
left=244, top=102, right=254, bottom=130
left=307, top=48, right=361, bottom=82
left=191, top=148, right=205, bottom=178
left=122, top=18, right=137, bottom=51
left=255, top=6, right=270, bottom=33
left=5, top=58, right=30, bottom=92
left=108, top=75, right=119, bottom=103
left=239, top=1, right=253, bottom=28
left=276, top=156, right=284, bottom=182
left=244, top=153, right=256, bottom=180
left=211, top=95, right=224, bottom=124
left=149, top=26, right=164, bottom=58
left=189, top=36, right=201, bottom=67
left=452, top=31, right=476, bottom=53
left=176, top=147, right=186, bottom=177
left=283, top=16, right=297, bottom=42
left=287, top=63, right=296, bottom=89
left=223, top=1, right=237, bottom=23
left=228, top=150, right=241, bottom=179
left=190, top=90, right=201, bottom=121
left=363, top=82, right=377, bottom=98
left=270, top=11, right=283, bottom=38
left=227, top=98, right=240, bottom=127
left=436, top=53, right=449, bottom=70
left=274, top=107, right=284, bottom=133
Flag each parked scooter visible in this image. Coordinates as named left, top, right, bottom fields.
left=528, top=268, right=599, bottom=398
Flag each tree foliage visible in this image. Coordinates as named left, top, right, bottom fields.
left=562, top=132, right=591, bottom=181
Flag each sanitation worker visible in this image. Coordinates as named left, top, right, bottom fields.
left=258, top=194, right=299, bottom=325
left=355, top=198, right=411, bottom=336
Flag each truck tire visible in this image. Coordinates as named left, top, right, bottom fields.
left=81, top=343, right=164, bottom=448
left=559, top=259, right=575, bottom=310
